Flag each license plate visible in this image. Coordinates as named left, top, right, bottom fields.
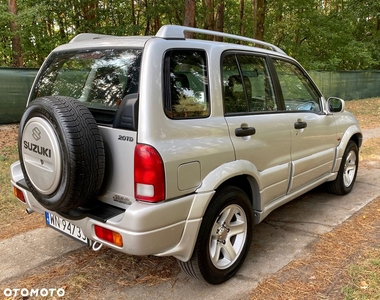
left=45, top=212, right=88, bottom=244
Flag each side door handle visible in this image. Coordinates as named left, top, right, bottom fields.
left=235, top=126, right=256, bottom=137
left=294, top=121, right=307, bottom=129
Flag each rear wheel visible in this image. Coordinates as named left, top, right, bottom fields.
left=326, top=141, right=358, bottom=195
left=179, top=186, right=253, bottom=284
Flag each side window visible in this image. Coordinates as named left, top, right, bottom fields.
left=163, top=50, right=209, bottom=119
left=273, top=59, right=321, bottom=112
left=222, top=55, right=247, bottom=113
left=222, top=54, right=276, bottom=114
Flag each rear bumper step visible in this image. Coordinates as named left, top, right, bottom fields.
left=16, top=180, right=125, bottom=223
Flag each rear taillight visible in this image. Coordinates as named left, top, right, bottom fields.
left=14, top=187, right=26, bottom=203
left=94, top=225, right=123, bottom=247
left=134, top=144, right=165, bottom=202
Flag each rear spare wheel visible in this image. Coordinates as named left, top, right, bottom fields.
left=18, top=96, right=105, bottom=212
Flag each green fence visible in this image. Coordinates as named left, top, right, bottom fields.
left=0, top=68, right=38, bottom=124
left=0, top=68, right=380, bottom=124
left=309, top=70, right=380, bottom=100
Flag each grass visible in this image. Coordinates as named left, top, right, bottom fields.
left=0, top=126, right=45, bottom=240
left=249, top=196, right=380, bottom=300
left=342, top=248, right=380, bottom=300
left=345, top=98, right=380, bottom=167
left=0, top=247, right=179, bottom=299
left=0, top=144, right=19, bottom=220
left=345, top=97, right=380, bottom=130
left=0, top=126, right=19, bottom=225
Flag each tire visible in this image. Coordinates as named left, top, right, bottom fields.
left=326, top=141, right=358, bottom=195
left=179, top=186, right=253, bottom=284
left=18, top=96, right=105, bottom=212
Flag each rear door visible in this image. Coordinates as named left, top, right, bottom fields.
left=222, top=53, right=291, bottom=207
left=271, top=58, right=338, bottom=193
left=31, top=48, right=143, bottom=208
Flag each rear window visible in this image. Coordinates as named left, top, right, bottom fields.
left=32, top=49, right=142, bottom=119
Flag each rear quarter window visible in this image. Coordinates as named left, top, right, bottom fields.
left=163, top=49, right=209, bottom=119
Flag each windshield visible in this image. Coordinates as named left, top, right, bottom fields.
left=32, top=49, right=142, bottom=113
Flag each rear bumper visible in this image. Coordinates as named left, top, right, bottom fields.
left=10, top=161, right=214, bottom=261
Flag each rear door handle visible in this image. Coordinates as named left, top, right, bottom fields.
left=235, top=126, right=256, bottom=137
left=294, top=121, right=307, bottom=129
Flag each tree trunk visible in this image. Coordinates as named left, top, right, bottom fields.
left=239, top=0, right=245, bottom=37
left=253, top=0, right=266, bottom=41
left=82, top=1, right=98, bottom=32
left=153, top=0, right=160, bottom=33
left=184, top=0, right=196, bottom=38
left=204, top=0, right=214, bottom=39
left=57, top=17, right=66, bottom=40
left=8, top=0, right=23, bottom=67
left=215, top=0, right=224, bottom=42
left=131, top=0, right=137, bottom=33
left=144, top=0, right=150, bottom=35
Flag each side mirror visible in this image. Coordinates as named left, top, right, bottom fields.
left=327, top=97, right=345, bottom=113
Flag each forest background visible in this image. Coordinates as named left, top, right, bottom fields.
left=3, top=0, right=380, bottom=71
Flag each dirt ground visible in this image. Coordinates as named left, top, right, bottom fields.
left=249, top=192, right=380, bottom=300
left=1, top=123, right=379, bottom=300
left=0, top=124, right=18, bottom=149
left=0, top=124, right=46, bottom=240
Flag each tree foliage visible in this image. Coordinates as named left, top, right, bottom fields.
left=2, top=0, right=379, bottom=70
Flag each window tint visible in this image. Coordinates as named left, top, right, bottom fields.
left=34, top=49, right=142, bottom=110
left=222, top=54, right=276, bottom=114
left=222, top=55, right=247, bottom=113
left=273, top=59, right=321, bottom=112
left=164, top=50, right=209, bottom=119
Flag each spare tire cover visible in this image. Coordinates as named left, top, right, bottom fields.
left=18, top=96, right=105, bottom=212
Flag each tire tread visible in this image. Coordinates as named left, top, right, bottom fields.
left=19, top=96, right=105, bottom=211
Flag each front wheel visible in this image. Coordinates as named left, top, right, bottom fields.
left=178, top=186, right=253, bottom=284
left=327, top=141, right=359, bottom=195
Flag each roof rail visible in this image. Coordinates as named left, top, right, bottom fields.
left=156, top=25, right=286, bottom=55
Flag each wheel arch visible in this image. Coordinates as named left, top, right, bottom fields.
left=196, top=160, right=262, bottom=211
left=164, top=162, right=261, bottom=262
left=333, top=125, right=362, bottom=173
left=350, top=132, right=363, bottom=149
left=179, top=184, right=254, bottom=284
left=339, top=125, right=363, bottom=152
left=216, top=175, right=260, bottom=210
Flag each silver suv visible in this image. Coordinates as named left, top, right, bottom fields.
left=11, top=25, right=362, bottom=284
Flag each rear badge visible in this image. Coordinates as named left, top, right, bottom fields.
left=23, top=141, right=52, bottom=158
left=32, top=127, right=42, bottom=141
left=113, top=194, right=132, bottom=205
